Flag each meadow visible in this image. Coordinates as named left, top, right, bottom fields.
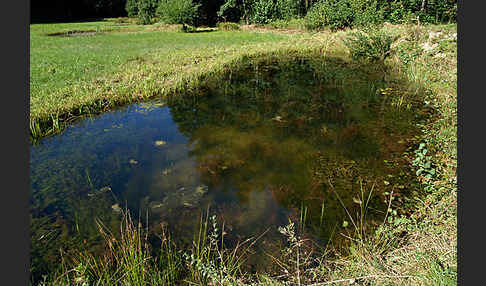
left=30, top=19, right=301, bottom=139
left=30, top=19, right=457, bottom=285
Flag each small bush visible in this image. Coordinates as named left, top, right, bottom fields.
left=269, top=18, right=306, bottom=29
left=156, top=0, right=201, bottom=27
left=382, top=0, right=457, bottom=24
left=274, top=0, right=300, bottom=21
left=137, top=0, right=158, bottom=25
left=252, top=0, right=276, bottom=25
left=269, top=19, right=290, bottom=29
left=352, top=0, right=385, bottom=28
left=125, top=0, right=139, bottom=17
left=216, top=22, right=240, bottom=31
left=304, top=0, right=354, bottom=31
left=342, top=29, right=396, bottom=63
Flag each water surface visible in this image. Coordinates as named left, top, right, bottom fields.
left=30, top=60, right=419, bottom=279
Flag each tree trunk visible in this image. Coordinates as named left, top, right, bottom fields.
left=421, top=0, right=427, bottom=13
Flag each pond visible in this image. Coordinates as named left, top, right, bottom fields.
left=30, top=58, right=422, bottom=281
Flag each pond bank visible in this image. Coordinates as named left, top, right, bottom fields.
left=30, top=22, right=457, bottom=285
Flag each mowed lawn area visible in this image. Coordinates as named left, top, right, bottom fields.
left=30, top=20, right=302, bottom=138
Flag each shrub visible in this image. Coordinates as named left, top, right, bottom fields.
left=137, top=0, right=159, bottom=25
left=156, top=0, right=200, bottom=28
left=217, top=0, right=240, bottom=23
left=274, top=0, right=300, bottom=21
left=383, top=0, right=413, bottom=24
left=351, top=0, right=385, bottom=28
left=382, top=0, right=457, bottom=24
left=269, top=18, right=306, bottom=29
left=269, top=18, right=290, bottom=29
left=342, top=28, right=396, bottom=63
left=216, top=22, right=240, bottom=31
left=125, top=0, right=139, bottom=17
left=304, top=0, right=355, bottom=31
left=251, top=0, right=276, bottom=25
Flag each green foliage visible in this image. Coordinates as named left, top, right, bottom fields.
left=137, top=0, right=159, bottom=25
left=220, top=0, right=302, bottom=24
left=301, top=0, right=457, bottom=31
left=342, top=28, right=395, bottom=62
left=38, top=212, right=182, bottom=286
left=251, top=0, right=276, bottom=24
left=422, top=258, right=457, bottom=286
left=396, top=41, right=422, bottom=66
left=218, top=0, right=255, bottom=24
left=412, top=142, right=437, bottom=181
left=269, top=18, right=306, bottom=29
left=125, top=0, right=139, bottom=17
left=217, top=0, right=238, bottom=22
left=351, top=0, right=385, bottom=28
left=304, top=0, right=354, bottom=31
left=382, top=0, right=457, bottom=24
left=184, top=213, right=251, bottom=285
left=217, top=22, right=241, bottom=31
left=156, top=0, right=201, bottom=27
left=274, top=0, right=301, bottom=21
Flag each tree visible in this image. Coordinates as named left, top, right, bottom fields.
left=251, top=0, right=276, bottom=24
left=126, top=0, right=139, bottom=17
left=138, top=0, right=159, bottom=24
left=218, top=0, right=254, bottom=24
left=275, top=0, right=301, bottom=20
left=156, top=0, right=201, bottom=29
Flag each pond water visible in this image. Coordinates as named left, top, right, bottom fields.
left=30, top=60, right=420, bottom=280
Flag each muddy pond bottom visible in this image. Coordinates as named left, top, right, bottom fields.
left=30, top=62, right=420, bottom=280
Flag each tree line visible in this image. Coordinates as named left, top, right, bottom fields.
left=31, top=0, right=456, bottom=28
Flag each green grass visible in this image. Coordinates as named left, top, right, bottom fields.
left=30, top=19, right=456, bottom=286
left=30, top=20, right=300, bottom=140
left=315, top=23, right=457, bottom=285
left=30, top=21, right=286, bottom=97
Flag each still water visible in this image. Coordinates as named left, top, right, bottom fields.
left=30, top=61, right=418, bottom=279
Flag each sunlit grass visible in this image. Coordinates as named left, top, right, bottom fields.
left=30, top=20, right=299, bottom=140
left=30, top=20, right=456, bottom=286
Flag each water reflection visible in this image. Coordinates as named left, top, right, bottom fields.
left=30, top=61, right=417, bottom=280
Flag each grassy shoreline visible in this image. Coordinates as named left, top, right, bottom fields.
left=31, top=20, right=456, bottom=285
left=30, top=21, right=300, bottom=140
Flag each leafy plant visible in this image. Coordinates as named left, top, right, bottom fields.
left=156, top=0, right=201, bottom=29
left=125, top=0, right=139, bottom=17
left=251, top=0, right=276, bottom=24
left=218, top=0, right=255, bottom=24
left=276, top=221, right=316, bottom=285
left=137, top=0, right=159, bottom=25
left=274, top=0, right=300, bottom=21
left=351, top=0, right=385, bottom=28
left=304, top=0, right=355, bottom=31
left=382, top=0, right=457, bottom=24
left=269, top=17, right=306, bottom=29
left=217, top=22, right=240, bottom=31
left=412, top=142, right=437, bottom=181
left=342, top=28, right=395, bottom=62
left=396, top=41, right=422, bottom=66
left=184, top=212, right=254, bottom=285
